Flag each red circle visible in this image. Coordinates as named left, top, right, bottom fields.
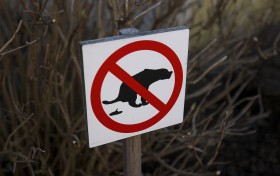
left=91, top=40, right=183, bottom=133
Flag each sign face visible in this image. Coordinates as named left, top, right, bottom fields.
left=81, top=27, right=189, bottom=147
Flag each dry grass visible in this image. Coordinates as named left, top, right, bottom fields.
left=0, top=0, right=279, bottom=175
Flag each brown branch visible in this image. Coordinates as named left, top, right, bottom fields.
left=0, top=20, right=23, bottom=54
left=0, top=40, right=38, bottom=59
left=152, top=153, right=215, bottom=176
left=207, top=112, right=228, bottom=166
left=130, top=1, right=163, bottom=23
left=189, top=56, right=227, bottom=84
left=3, top=113, right=34, bottom=150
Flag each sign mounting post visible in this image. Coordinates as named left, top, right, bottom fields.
left=119, top=28, right=142, bottom=176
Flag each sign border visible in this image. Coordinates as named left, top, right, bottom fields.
left=80, top=26, right=188, bottom=46
left=80, top=26, right=189, bottom=145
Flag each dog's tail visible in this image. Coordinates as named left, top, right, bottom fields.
left=102, top=98, right=119, bottom=105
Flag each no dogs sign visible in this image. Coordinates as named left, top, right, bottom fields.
left=81, top=27, right=189, bottom=147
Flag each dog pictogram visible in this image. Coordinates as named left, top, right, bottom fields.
left=102, top=68, right=173, bottom=115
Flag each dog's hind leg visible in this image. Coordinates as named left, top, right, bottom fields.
left=129, top=101, right=142, bottom=107
left=141, top=97, right=149, bottom=106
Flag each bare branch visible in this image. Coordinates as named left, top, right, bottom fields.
left=0, top=40, right=38, bottom=59
left=130, top=1, right=163, bottom=23
left=0, top=20, right=23, bottom=54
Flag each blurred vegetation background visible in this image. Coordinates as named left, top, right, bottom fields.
left=1, top=0, right=280, bottom=175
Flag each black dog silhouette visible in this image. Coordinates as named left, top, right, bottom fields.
left=102, top=68, right=173, bottom=108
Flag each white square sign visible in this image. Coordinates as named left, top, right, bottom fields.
left=81, top=27, right=189, bottom=147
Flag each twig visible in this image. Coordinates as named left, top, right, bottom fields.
left=207, top=112, right=228, bottom=166
left=3, top=113, right=34, bottom=150
left=152, top=153, right=214, bottom=176
left=130, top=1, right=163, bottom=23
left=125, top=0, right=129, bottom=17
left=273, top=32, right=280, bottom=55
left=0, top=20, right=23, bottom=54
left=191, top=39, right=218, bottom=61
left=40, top=0, right=49, bottom=13
left=189, top=56, right=227, bottom=84
left=0, top=40, right=38, bottom=59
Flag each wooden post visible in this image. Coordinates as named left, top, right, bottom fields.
left=123, top=135, right=142, bottom=176
left=119, top=28, right=142, bottom=176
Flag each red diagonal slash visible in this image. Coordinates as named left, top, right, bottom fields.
left=110, top=64, right=166, bottom=111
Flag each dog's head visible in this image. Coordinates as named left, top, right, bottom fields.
left=157, top=68, right=173, bottom=80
